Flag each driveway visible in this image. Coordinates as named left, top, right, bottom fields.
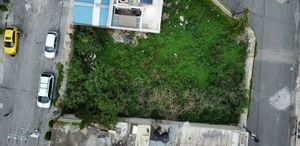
left=0, top=0, right=71, bottom=145
left=223, top=0, right=298, bottom=145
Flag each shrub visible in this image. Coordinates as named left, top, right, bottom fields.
left=54, top=63, right=64, bottom=103
left=0, top=5, right=8, bottom=11
left=44, top=131, right=52, bottom=141
left=0, top=28, right=5, bottom=35
left=48, top=120, right=55, bottom=128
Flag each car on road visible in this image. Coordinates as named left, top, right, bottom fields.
left=44, top=31, right=59, bottom=59
left=37, top=72, right=55, bottom=108
left=3, top=26, right=19, bottom=56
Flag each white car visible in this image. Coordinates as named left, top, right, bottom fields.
left=37, top=73, right=55, bottom=108
left=44, top=31, right=58, bottom=59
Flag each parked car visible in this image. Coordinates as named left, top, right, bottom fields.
left=44, top=31, right=59, bottom=58
left=3, top=26, right=19, bottom=56
left=37, top=72, right=55, bottom=108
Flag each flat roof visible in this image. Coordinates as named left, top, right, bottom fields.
left=51, top=117, right=249, bottom=146
left=179, top=122, right=248, bottom=146
left=72, top=0, right=163, bottom=33
left=135, top=125, right=151, bottom=146
left=73, top=0, right=110, bottom=27
left=121, top=118, right=249, bottom=146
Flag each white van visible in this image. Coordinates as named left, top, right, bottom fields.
left=37, top=73, right=55, bottom=108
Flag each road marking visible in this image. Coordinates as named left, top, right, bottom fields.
left=0, top=103, right=3, bottom=109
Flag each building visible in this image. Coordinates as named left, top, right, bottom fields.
left=51, top=117, right=249, bottom=146
left=72, top=0, right=164, bottom=33
left=107, top=118, right=249, bottom=146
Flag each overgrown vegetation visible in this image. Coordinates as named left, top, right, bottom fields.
left=48, top=120, right=55, bottom=128
left=44, top=131, right=52, bottom=141
left=54, top=63, right=64, bottom=104
left=0, top=4, right=8, bottom=11
left=230, top=9, right=249, bottom=35
left=3, top=0, right=10, bottom=3
left=0, top=28, right=4, bottom=35
left=64, top=0, right=248, bottom=127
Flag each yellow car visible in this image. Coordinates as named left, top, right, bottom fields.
left=3, top=26, right=19, bottom=56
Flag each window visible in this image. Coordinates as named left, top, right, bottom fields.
left=48, top=78, right=53, bottom=100
left=38, top=96, right=49, bottom=103
left=4, top=42, right=13, bottom=47
left=54, top=37, right=57, bottom=48
left=12, top=31, right=15, bottom=44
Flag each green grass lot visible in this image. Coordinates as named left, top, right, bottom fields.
left=64, top=0, right=248, bottom=127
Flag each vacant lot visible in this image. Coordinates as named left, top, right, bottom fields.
left=64, top=0, right=248, bottom=127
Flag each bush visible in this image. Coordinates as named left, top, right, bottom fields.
left=0, top=28, right=5, bottom=35
left=3, top=0, right=10, bottom=3
left=228, top=9, right=248, bottom=35
left=48, top=120, right=55, bottom=128
left=44, top=131, right=52, bottom=141
left=54, top=63, right=64, bottom=103
left=0, top=5, right=8, bottom=11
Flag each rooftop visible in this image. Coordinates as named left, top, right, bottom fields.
left=112, top=118, right=249, bottom=146
left=72, top=0, right=163, bottom=33
left=51, top=117, right=249, bottom=146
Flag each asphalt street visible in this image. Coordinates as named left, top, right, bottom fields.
left=0, top=0, right=70, bottom=145
left=223, top=0, right=298, bottom=145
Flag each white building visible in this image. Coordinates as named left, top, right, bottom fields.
left=73, top=0, right=164, bottom=33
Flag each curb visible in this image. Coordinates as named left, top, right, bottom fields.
left=240, top=27, right=256, bottom=127
left=211, top=0, right=233, bottom=17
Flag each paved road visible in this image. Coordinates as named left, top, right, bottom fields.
left=223, top=0, right=298, bottom=145
left=0, top=0, right=70, bottom=145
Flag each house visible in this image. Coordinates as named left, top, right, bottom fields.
left=72, top=0, right=164, bottom=33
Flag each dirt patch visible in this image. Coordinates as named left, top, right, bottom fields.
left=110, top=30, right=148, bottom=47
